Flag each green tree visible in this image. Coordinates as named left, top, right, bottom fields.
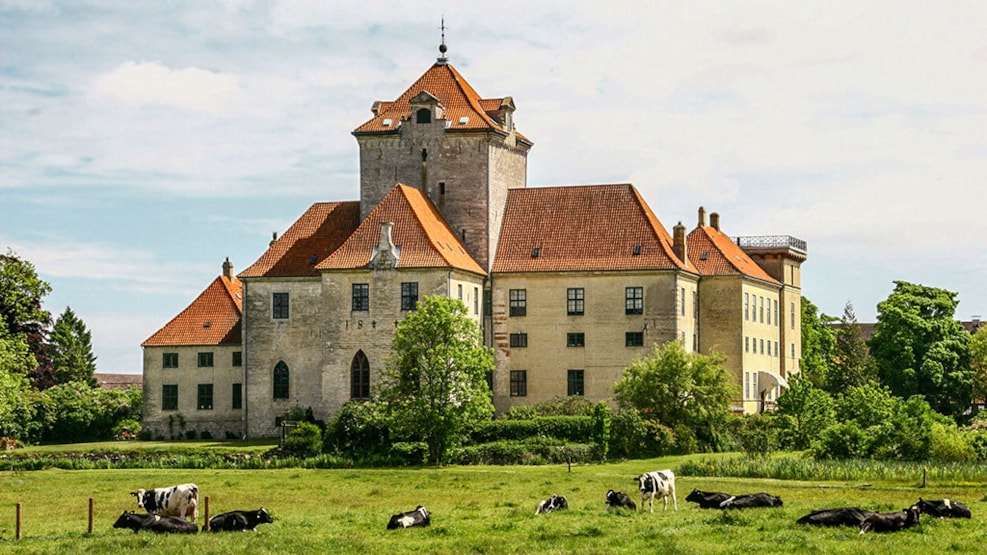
left=377, top=295, right=494, bottom=464
left=970, top=325, right=987, bottom=410
left=800, top=297, right=836, bottom=389
left=828, top=301, right=877, bottom=393
left=773, top=373, right=835, bottom=450
left=48, top=306, right=98, bottom=387
left=869, top=281, right=972, bottom=417
left=614, top=340, right=735, bottom=453
left=0, top=251, right=53, bottom=388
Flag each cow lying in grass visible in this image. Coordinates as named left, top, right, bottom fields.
left=915, top=498, right=972, bottom=519
left=685, top=489, right=782, bottom=509
left=796, top=507, right=876, bottom=527
left=387, top=506, right=430, bottom=529
left=535, top=494, right=568, bottom=515
left=685, top=489, right=732, bottom=509
left=859, top=505, right=921, bottom=534
left=606, top=489, right=637, bottom=511
left=208, top=508, right=274, bottom=532
left=113, top=511, right=198, bottom=534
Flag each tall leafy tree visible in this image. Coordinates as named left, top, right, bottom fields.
left=773, top=372, right=835, bottom=450
left=869, top=281, right=972, bottom=417
left=377, top=295, right=494, bottom=464
left=0, top=250, right=53, bottom=388
left=48, top=306, right=98, bottom=387
left=828, top=301, right=877, bottom=393
left=970, top=325, right=987, bottom=411
left=800, top=297, right=836, bottom=389
left=614, top=340, right=735, bottom=452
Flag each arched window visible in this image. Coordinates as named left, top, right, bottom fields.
left=416, top=108, right=431, bottom=124
left=273, top=361, right=289, bottom=400
left=351, top=351, right=370, bottom=400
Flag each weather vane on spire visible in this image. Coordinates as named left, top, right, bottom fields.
left=437, top=17, right=448, bottom=64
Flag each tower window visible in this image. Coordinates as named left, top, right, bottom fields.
left=416, top=109, right=431, bottom=124
left=420, top=148, right=428, bottom=161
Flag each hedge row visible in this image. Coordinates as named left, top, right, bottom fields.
left=469, top=416, right=594, bottom=444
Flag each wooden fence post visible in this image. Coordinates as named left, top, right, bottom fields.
left=16, top=502, right=22, bottom=540
left=88, top=497, right=94, bottom=534
left=204, top=496, right=210, bottom=532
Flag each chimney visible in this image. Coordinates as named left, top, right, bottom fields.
left=379, top=222, right=395, bottom=255
left=222, top=257, right=233, bottom=279
left=673, top=222, right=688, bottom=265
left=710, top=212, right=720, bottom=231
left=698, top=206, right=707, bottom=227
left=270, top=231, right=278, bottom=247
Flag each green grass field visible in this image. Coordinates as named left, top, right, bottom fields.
left=1, top=456, right=985, bottom=554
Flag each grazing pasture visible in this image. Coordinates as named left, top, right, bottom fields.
left=1, top=459, right=984, bottom=554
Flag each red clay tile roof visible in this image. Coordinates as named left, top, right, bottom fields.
left=94, top=373, right=143, bottom=390
left=142, top=275, right=243, bottom=347
left=353, top=62, right=530, bottom=144
left=239, top=202, right=361, bottom=278
left=316, top=184, right=485, bottom=275
left=492, top=184, right=698, bottom=273
left=687, top=225, right=779, bottom=283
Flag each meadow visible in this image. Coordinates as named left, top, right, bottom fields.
left=2, top=453, right=986, bottom=554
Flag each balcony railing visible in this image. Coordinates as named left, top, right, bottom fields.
left=733, top=235, right=807, bottom=254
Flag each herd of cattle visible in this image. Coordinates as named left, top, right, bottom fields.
left=114, top=471, right=974, bottom=536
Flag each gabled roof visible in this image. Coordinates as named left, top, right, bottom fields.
left=142, top=275, right=243, bottom=347
left=353, top=62, right=530, bottom=144
left=687, top=224, right=779, bottom=283
left=492, top=184, right=697, bottom=273
left=316, top=184, right=485, bottom=275
left=239, top=202, right=361, bottom=278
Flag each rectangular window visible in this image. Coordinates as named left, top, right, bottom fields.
left=352, top=283, right=369, bottom=311
left=767, top=299, right=772, bottom=325
left=774, top=300, right=779, bottom=327
left=567, top=288, right=584, bottom=315
left=745, top=336, right=749, bottom=352
left=484, top=371, right=493, bottom=391
left=775, top=341, right=779, bottom=356
left=567, top=332, right=585, bottom=347
left=197, top=352, right=214, bottom=368
left=272, top=292, right=289, bottom=319
left=744, top=372, right=750, bottom=399
left=760, top=296, right=765, bottom=323
left=509, top=289, right=526, bottom=317
left=625, top=287, right=643, bottom=315
left=693, top=291, right=699, bottom=319
left=792, top=343, right=796, bottom=358
left=232, top=383, right=242, bottom=410
left=474, top=287, right=479, bottom=314
left=760, top=339, right=765, bottom=354
left=162, top=352, right=178, bottom=368
left=401, top=282, right=418, bottom=311
left=162, top=384, right=178, bottom=411
left=232, top=351, right=242, bottom=367
left=510, top=370, right=527, bottom=397
left=744, top=292, right=749, bottom=321
left=625, top=332, right=644, bottom=347
left=791, top=302, right=796, bottom=329
left=681, top=288, right=686, bottom=316
left=509, top=333, right=528, bottom=348
left=197, top=383, right=213, bottom=410
left=567, top=370, right=584, bottom=396
left=458, top=284, right=463, bottom=301
left=767, top=341, right=772, bottom=356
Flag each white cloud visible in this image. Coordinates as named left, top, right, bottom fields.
left=91, top=61, right=243, bottom=113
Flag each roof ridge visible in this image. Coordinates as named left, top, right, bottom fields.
left=142, top=275, right=242, bottom=346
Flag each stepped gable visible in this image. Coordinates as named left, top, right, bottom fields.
left=142, top=275, right=242, bottom=347
left=353, top=61, right=530, bottom=144
left=492, top=184, right=697, bottom=273
left=687, top=223, right=779, bottom=283
left=239, top=201, right=361, bottom=278
left=316, top=184, right=485, bottom=275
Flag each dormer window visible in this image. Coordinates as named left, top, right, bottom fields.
left=416, top=108, right=431, bottom=124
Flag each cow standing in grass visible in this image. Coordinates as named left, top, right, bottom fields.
left=636, top=470, right=677, bottom=512
left=131, top=483, right=199, bottom=523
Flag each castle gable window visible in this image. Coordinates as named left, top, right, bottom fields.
left=162, top=384, right=178, bottom=411
left=416, top=108, right=431, bottom=124
left=351, top=351, right=370, bottom=400
left=273, top=292, right=289, bottom=319
left=353, top=283, right=370, bottom=311
left=509, top=289, right=526, bottom=317
left=625, top=287, right=643, bottom=315
left=273, top=361, right=290, bottom=400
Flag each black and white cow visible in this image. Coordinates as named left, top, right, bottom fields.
left=915, top=498, right=972, bottom=519
left=535, top=494, right=568, bottom=515
left=859, top=505, right=921, bottom=534
left=796, top=507, right=875, bottom=527
left=387, top=506, right=430, bottom=529
left=720, top=492, right=783, bottom=509
left=605, top=489, right=637, bottom=510
left=684, top=489, right=733, bottom=509
left=131, top=483, right=199, bottom=523
left=208, top=508, right=274, bottom=532
left=113, top=511, right=198, bottom=534
left=636, top=470, right=677, bottom=512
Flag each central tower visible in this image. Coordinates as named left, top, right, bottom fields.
left=352, top=39, right=533, bottom=271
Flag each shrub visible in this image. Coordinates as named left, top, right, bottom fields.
left=811, top=422, right=871, bottom=459
left=737, top=415, right=776, bottom=459
left=469, top=416, right=593, bottom=444
left=609, top=409, right=652, bottom=458
left=284, top=422, right=323, bottom=458
left=324, top=400, right=391, bottom=458
left=591, top=402, right=611, bottom=461
left=390, top=441, right=429, bottom=465
left=929, top=423, right=975, bottom=462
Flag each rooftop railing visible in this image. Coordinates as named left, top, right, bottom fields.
left=733, top=235, right=807, bottom=254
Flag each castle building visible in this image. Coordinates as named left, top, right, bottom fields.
left=141, top=42, right=806, bottom=439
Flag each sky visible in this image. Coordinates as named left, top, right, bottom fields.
left=1, top=1, right=985, bottom=374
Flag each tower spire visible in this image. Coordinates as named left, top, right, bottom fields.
left=437, top=17, right=448, bottom=64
